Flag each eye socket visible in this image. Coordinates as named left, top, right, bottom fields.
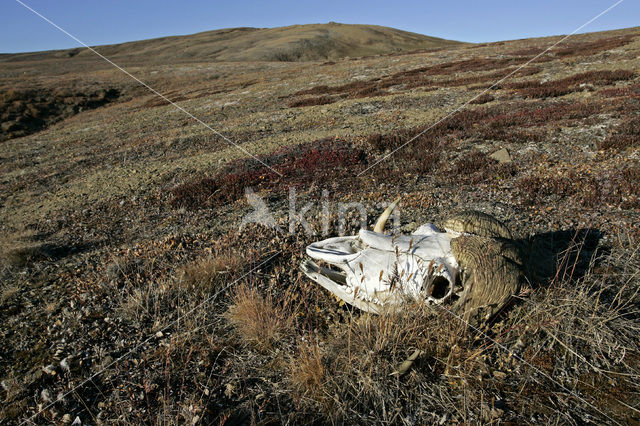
left=430, top=276, right=451, bottom=299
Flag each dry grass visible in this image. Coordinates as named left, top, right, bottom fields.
left=179, top=252, right=243, bottom=292
left=289, top=340, right=326, bottom=405
left=227, top=282, right=296, bottom=353
left=5, top=223, right=639, bottom=424
left=0, top=283, right=20, bottom=304
left=284, top=303, right=480, bottom=423
left=0, top=230, right=48, bottom=268
left=275, top=234, right=640, bottom=423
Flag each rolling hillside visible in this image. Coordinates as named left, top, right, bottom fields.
left=0, top=22, right=464, bottom=63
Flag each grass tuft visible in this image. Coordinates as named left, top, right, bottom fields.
left=290, top=341, right=326, bottom=405
left=180, top=252, right=244, bottom=293
left=227, top=282, right=296, bottom=353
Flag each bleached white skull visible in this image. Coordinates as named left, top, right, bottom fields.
left=300, top=199, right=463, bottom=313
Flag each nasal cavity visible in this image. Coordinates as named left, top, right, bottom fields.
left=431, top=276, right=451, bottom=299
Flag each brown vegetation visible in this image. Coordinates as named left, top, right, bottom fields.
left=469, top=93, right=495, bottom=104
left=506, top=70, right=635, bottom=98
left=227, top=282, right=296, bottom=353
left=2, top=23, right=463, bottom=64
left=598, top=115, right=640, bottom=151
left=0, top=87, right=120, bottom=141
left=170, top=139, right=366, bottom=209
left=287, top=62, right=543, bottom=106
left=516, top=167, right=640, bottom=209
left=287, top=95, right=336, bottom=108
left=180, top=252, right=244, bottom=292
left=552, top=34, right=636, bottom=57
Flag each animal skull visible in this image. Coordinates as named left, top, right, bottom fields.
left=300, top=200, right=523, bottom=320
left=301, top=199, right=463, bottom=313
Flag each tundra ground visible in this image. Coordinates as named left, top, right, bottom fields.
left=1, top=26, right=639, bottom=424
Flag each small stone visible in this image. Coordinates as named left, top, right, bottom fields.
left=225, top=383, right=235, bottom=399
left=490, top=148, right=511, bottom=164
left=493, top=370, right=507, bottom=380
left=42, top=364, right=56, bottom=375
left=60, top=358, right=70, bottom=372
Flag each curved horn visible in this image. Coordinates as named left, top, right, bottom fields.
left=373, top=197, right=401, bottom=233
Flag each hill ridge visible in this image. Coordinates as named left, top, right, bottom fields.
left=0, top=22, right=464, bottom=63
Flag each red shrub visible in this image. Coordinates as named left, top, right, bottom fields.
left=516, top=173, right=577, bottom=204
left=507, top=70, right=635, bottom=99
left=292, top=85, right=333, bottom=96
left=509, top=47, right=545, bottom=56
left=350, top=85, right=387, bottom=99
left=288, top=96, right=335, bottom=108
left=170, top=139, right=367, bottom=209
left=599, top=84, right=640, bottom=98
left=286, top=58, right=542, bottom=105
left=581, top=168, right=640, bottom=208
left=469, top=93, right=495, bottom=104
left=553, top=34, right=636, bottom=57
left=451, top=151, right=495, bottom=182
left=598, top=116, right=640, bottom=151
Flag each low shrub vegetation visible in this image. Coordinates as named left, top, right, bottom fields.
left=507, top=70, right=635, bottom=99
left=170, top=139, right=367, bottom=209
left=598, top=115, right=640, bottom=151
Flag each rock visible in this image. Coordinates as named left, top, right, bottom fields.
left=493, top=370, right=507, bottom=380
left=490, top=148, right=511, bottom=164
left=42, top=364, right=56, bottom=375
left=60, top=358, right=70, bottom=372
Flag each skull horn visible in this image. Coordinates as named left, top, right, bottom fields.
left=373, top=197, right=401, bottom=233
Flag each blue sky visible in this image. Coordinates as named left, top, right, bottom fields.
left=1, top=0, right=637, bottom=53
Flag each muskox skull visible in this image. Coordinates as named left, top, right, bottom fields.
left=300, top=201, right=523, bottom=323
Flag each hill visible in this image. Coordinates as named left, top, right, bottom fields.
left=0, top=22, right=464, bottom=63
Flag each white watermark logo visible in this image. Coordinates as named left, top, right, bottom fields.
left=240, top=186, right=401, bottom=236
